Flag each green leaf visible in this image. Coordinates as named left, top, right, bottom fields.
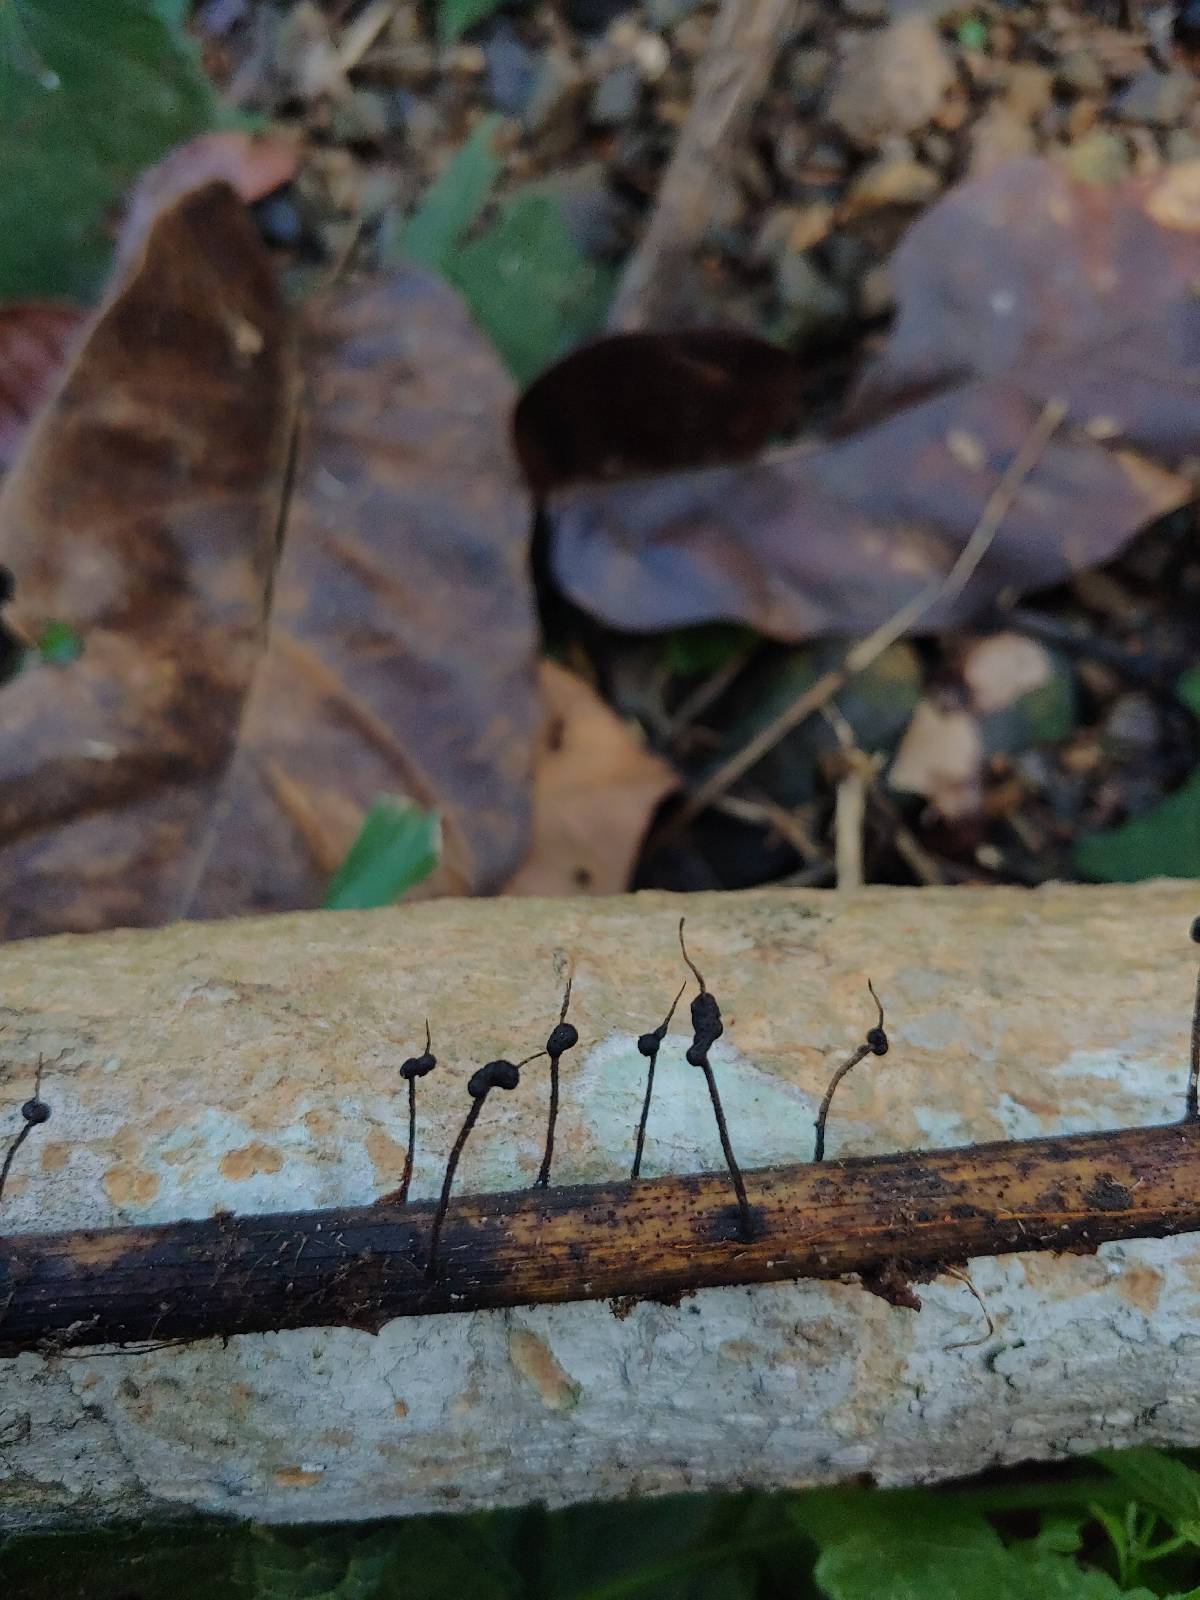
left=37, top=619, right=82, bottom=664
left=1075, top=669, right=1200, bottom=882
left=438, top=0, right=507, bottom=45
left=323, top=797, right=441, bottom=910
left=0, top=0, right=219, bottom=300
left=243, top=1530, right=396, bottom=1600
left=663, top=624, right=758, bottom=679
left=397, top=113, right=502, bottom=272
left=1093, top=1450, right=1200, bottom=1544
left=447, top=193, right=615, bottom=385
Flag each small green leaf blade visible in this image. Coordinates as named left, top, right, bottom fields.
left=0, top=0, right=219, bottom=299
left=448, top=193, right=615, bottom=385
left=323, top=797, right=440, bottom=910
left=1093, top=1449, right=1200, bottom=1544
left=438, top=0, right=506, bottom=45
left=1075, top=670, right=1200, bottom=882
left=397, top=114, right=502, bottom=272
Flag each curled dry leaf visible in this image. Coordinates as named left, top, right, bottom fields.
left=544, top=157, right=1200, bottom=643
left=504, top=661, right=677, bottom=896
left=0, top=172, right=537, bottom=939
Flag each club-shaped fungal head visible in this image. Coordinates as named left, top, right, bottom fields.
left=688, top=990, right=723, bottom=1056
left=1191, top=915, right=1200, bottom=945
left=20, top=1097, right=50, bottom=1125
left=546, top=1021, right=578, bottom=1057
left=401, top=1050, right=437, bottom=1081
left=866, top=1027, right=889, bottom=1057
left=400, top=1021, right=436, bottom=1081
left=468, top=1060, right=521, bottom=1097
left=637, top=1029, right=662, bottom=1057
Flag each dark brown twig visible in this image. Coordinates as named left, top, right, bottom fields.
left=535, top=966, right=578, bottom=1190
left=680, top=919, right=753, bottom=1239
left=4, top=1119, right=1198, bottom=1354
left=813, top=983, right=888, bottom=1162
left=632, top=981, right=686, bottom=1179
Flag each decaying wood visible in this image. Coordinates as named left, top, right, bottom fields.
left=609, top=0, right=800, bottom=329
left=3, top=882, right=1200, bottom=1529
left=3, top=1121, right=1200, bottom=1354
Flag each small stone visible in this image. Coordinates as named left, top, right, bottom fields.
left=1057, top=47, right=1107, bottom=98
left=858, top=262, right=895, bottom=318
left=841, top=0, right=886, bottom=20
left=484, top=21, right=537, bottom=116
left=1103, top=693, right=1160, bottom=755
left=969, top=102, right=1036, bottom=176
left=329, top=88, right=389, bottom=145
left=790, top=45, right=838, bottom=110
left=590, top=62, right=640, bottom=124
left=1113, top=69, right=1196, bottom=129
left=773, top=252, right=851, bottom=337
left=523, top=49, right=587, bottom=139
left=1003, top=62, right=1054, bottom=120
left=1167, top=129, right=1200, bottom=163
left=825, top=16, right=955, bottom=149
left=849, top=149, right=940, bottom=208
left=630, top=31, right=671, bottom=80
left=1058, top=129, right=1130, bottom=186
left=753, top=203, right=834, bottom=260
left=645, top=0, right=702, bottom=25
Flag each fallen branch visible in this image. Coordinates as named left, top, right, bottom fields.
left=2, top=1120, right=1199, bottom=1355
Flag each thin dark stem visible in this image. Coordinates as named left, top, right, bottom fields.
left=631, top=1056, right=657, bottom=1181
left=678, top=917, right=705, bottom=992
left=631, top=981, right=686, bottom=1179
left=1188, top=965, right=1200, bottom=1122
left=535, top=1057, right=559, bottom=1189
left=399, top=1075, right=417, bottom=1205
left=535, top=971, right=576, bottom=1190
left=426, top=1098, right=483, bottom=1280
left=0, top=1122, right=33, bottom=1211
left=699, top=1061, right=752, bottom=1237
left=813, top=1044, right=869, bottom=1163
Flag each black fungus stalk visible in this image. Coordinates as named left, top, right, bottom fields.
left=535, top=969, right=579, bottom=1190
left=679, top=919, right=753, bottom=1239
left=812, top=981, right=889, bottom=1163
left=0, top=1058, right=52, bottom=1215
left=397, top=1022, right=437, bottom=1205
left=427, top=1051, right=544, bottom=1280
left=1187, top=918, right=1200, bottom=1122
left=631, top=981, right=686, bottom=1179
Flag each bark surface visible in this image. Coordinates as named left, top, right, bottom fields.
left=1, top=883, right=1199, bottom=1527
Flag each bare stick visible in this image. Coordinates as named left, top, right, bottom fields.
left=632, top=981, right=686, bottom=1179
left=673, top=399, right=1068, bottom=829
left=609, top=0, right=801, bottom=329
left=813, top=983, right=888, bottom=1162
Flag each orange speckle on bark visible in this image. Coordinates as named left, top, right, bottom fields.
left=102, top=1166, right=160, bottom=1207
left=273, top=1466, right=324, bottom=1488
left=219, top=1142, right=284, bottom=1181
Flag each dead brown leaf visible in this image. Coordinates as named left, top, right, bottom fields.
left=0, top=303, right=85, bottom=471
left=546, top=157, right=1200, bottom=643
left=504, top=661, right=676, bottom=896
left=0, top=170, right=538, bottom=938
